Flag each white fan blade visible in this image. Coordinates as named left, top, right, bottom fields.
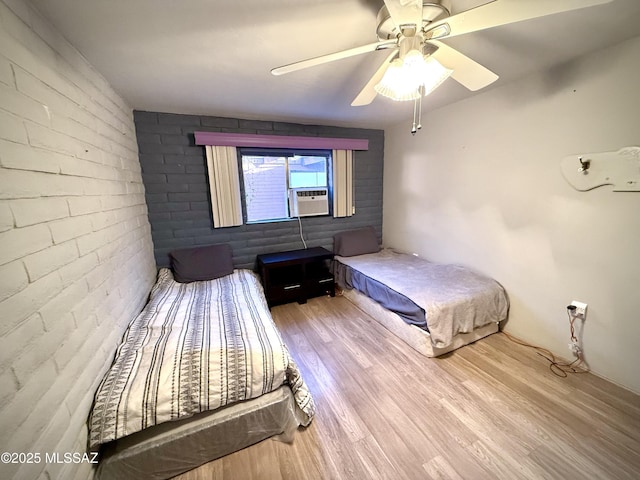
left=430, top=41, right=498, bottom=91
left=271, top=40, right=396, bottom=76
left=383, top=0, right=423, bottom=31
left=351, top=51, right=398, bottom=107
left=427, top=0, right=613, bottom=39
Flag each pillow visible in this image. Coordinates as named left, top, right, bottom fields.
left=169, top=244, right=234, bottom=283
left=333, top=227, right=380, bottom=257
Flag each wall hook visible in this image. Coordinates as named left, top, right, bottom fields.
left=578, top=157, right=591, bottom=174
left=561, top=147, right=640, bottom=192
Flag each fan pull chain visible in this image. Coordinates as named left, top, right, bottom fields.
left=411, top=97, right=418, bottom=135
left=411, top=87, right=423, bottom=135
left=417, top=88, right=423, bottom=131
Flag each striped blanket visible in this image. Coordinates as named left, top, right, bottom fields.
left=89, top=268, right=315, bottom=447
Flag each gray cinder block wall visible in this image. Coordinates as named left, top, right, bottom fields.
left=0, top=2, right=157, bottom=479
left=135, top=111, right=385, bottom=269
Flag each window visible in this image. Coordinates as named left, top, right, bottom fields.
left=240, top=149, right=330, bottom=223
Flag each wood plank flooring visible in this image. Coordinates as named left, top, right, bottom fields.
left=176, top=295, right=640, bottom=480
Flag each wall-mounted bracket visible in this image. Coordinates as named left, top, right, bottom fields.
left=561, top=146, right=640, bottom=192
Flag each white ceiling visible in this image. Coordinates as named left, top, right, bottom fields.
left=28, top=0, right=640, bottom=129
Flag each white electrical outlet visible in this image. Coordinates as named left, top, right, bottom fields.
left=571, top=300, right=588, bottom=319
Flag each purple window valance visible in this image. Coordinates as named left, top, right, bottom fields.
left=194, top=131, right=368, bottom=151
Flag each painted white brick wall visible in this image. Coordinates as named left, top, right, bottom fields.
left=0, top=2, right=157, bottom=479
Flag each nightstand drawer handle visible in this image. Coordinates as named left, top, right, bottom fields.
left=318, top=278, right=333, bottom=283
left=284, top=284, right=301, bottom=290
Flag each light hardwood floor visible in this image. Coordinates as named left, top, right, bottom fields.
left=177, top=295, right=640, bottom=480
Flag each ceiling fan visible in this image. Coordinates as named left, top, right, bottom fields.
left=271, top=0, right=613, bottom=131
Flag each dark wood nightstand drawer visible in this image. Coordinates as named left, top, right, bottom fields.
left=266, top=282, right=303, bottom=305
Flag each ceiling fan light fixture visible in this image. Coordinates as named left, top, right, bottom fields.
left=374, top=58, right=421, bottom=102
left=374, top=50, right=452, bottom=102
left=418, top=55, right=453, bottom=96
left=402, top=48, right=424, bottom=67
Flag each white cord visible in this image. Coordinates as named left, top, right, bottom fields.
left=297, top=216, right=307, bottom=249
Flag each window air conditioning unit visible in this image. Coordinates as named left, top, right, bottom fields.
left=288, top=187, right=329, bottom=217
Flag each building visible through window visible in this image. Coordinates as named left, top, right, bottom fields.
left=241, top=150, right=330, bottom=223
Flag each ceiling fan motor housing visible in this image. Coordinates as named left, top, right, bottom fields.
left=376, top=0, right=452, bottom=40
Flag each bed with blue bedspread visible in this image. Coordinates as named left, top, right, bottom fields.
left=333, top=228, right=509, bottom=357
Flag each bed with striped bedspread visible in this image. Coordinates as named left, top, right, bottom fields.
left=88, top=268, right=315, bottom=447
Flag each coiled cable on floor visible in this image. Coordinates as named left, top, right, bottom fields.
left=502, top=320, right=589, bottom=378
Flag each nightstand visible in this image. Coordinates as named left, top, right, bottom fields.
left=257, top=247, right=335, bottom=307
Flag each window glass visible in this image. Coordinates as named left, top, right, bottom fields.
left=289, top=156, right=328, bottom=188
left=240, top=150, right=330, bottom=223
left=242, top=156, right=288, bottom=222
